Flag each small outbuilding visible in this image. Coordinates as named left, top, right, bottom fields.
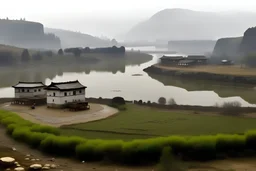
left=12, top=82, right=46, bottom=98
left=45, top=80, right=87, bottom=108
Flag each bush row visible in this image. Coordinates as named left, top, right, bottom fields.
left=1, top=110, right=256, bottom=165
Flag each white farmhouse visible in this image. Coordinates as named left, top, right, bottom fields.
left=45, top=80, right=87, bottom=108
left=12, top=82, right=46, bottom=98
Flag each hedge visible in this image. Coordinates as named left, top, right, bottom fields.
left=1, top=110, right=256, bottom=165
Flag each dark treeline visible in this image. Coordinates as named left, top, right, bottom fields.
left=64, top=46, right=126, bottom=57
left=240, top=27, right=256, bottom=55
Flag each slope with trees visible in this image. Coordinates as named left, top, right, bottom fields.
left=44, top=28, right=112, bottom=48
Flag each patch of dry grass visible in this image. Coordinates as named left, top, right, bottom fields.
left=156, top=65, right=256, bottom=76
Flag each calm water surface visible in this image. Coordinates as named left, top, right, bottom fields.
left=0, top=49, right=255, bottom=107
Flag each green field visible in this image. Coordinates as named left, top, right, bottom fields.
left=61, top=104, right=256, bottom=140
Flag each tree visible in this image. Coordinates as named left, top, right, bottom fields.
left=21, top=49, right=30, bottom=62
left=111, top=97, right=125, bottom=106
left=111, top=39, right=118, bottom=46
left=84, top=47, right=90, bottom=53
left=32, top=52, right=42, bottom=61
left=158, top=97, right=167, bottom=105
left=58, top=49, right=64, bottom=56
left=168, top=98, right=176, bottom=105
left=120, top=46, right=125, bottom=53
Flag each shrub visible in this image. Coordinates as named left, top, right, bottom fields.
left=111, top=97, right=125, bottom=106
left=58, top=49, right=64, bottom=56
left=184, top=136, right=216, bottom=161
left=76, top=140, right=105, bottom=161
left=221, top=101, right=242, bottom=115
left=245, top=130, right=256, bottom=151
left=30, top=125, right=60, bottom=135
left=40, top=136, right=85, bottom=156
left=158, top=97, right=167, bottom=105
left=158, top=146, right=185, bottom=171
left=21, top=49, right=30, bottom=62
left=216, top=134, right=246, bottom=157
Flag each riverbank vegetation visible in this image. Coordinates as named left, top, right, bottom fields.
left=0, top=44, right=152, bottom=67
left=155, top=65, right=256, bottom=76
left=1, top=107, right=256, bottom=165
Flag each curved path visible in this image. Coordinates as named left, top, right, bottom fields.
left=1, top=103, right=118, bottom=127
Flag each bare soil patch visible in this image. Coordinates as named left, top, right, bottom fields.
left=0, top=103, right=118, bottom=127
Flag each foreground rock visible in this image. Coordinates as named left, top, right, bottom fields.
left=0, top=157, right=15, bottom=167
left=29, top=164, right=42, bottom=171
left=14, top=167, right=25, bottom=171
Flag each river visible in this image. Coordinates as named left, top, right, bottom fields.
left=0, top=47, right=255, bottom=107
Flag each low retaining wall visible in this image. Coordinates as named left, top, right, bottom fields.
left=143, top=65, right=256, bottom=85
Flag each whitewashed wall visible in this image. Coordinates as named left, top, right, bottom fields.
left=15, top=88, right=46, bottom=98
left=47, top=89, right=86, bottom=105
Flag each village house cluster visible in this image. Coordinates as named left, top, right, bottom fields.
left=160, top=55, right=208, bottom=66
left=12, top=80, right=88, bottom=109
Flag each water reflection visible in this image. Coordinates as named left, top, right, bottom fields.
left=0, top=54, right=254, bottom=107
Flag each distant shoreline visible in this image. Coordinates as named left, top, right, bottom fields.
left=143, top=64, right=256, bottom=85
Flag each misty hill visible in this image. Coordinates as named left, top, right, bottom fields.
left=168, top=40, right=216, bottom=55
left=45, top=28, right=112, bottom=48
left=125, top=9, right=256, bottom=41
left=0, top=19, right=61, bottom=49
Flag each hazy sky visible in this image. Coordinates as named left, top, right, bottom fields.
left=1, top=0, right=256, bottom=37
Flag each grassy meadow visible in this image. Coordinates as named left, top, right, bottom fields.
left=61, top=104, right=256, bottom=140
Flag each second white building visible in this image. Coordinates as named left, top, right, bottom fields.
left=45, top=80, right=87, bottom=108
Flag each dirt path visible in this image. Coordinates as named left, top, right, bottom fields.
left=0, top=103, right=118, bottom=127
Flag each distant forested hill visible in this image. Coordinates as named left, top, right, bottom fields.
left=0, top=19, right=61, bottom=50
left=125, top=8, right=256, bottom=41
left=45, top=28, right=112, bottom=48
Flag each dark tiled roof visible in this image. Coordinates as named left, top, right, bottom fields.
left=161, top=55, right=184, bottom=60
left=45, top=80, right=86, bottom=90
left=12, top=82, right=46, bottom=88
left=187, top=55, right=207, bottom=60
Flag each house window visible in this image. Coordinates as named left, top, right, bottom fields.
left=64, top=92, right=67, bottom=96
left=73, top=91, right=76, bottom=95
left=27, top=89, right=29, bottom=92
left=53, top=93, right=56, bottom=96
left=38, top=89, right=41, bottom=92
left=79, top=90, right=82, bottom=94
left=22, top=89, right=25, bottom=92
left=34, top=89, right=37, bottom=92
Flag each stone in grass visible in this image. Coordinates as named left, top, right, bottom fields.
left=5, top=169, right=11, bottom=171
left=25, top=158, right=30, bottom=161
left=0, top=157, right=15, bottom=167
left=14, top=167, right=25, bottom=171
left=44, top=164, right=51, bottom=167
left=31, top=159, right=36, bottom=162
left=50, top=164, right=57, bottom=169
left=42, top=166, right=50, bottom=170
left=29, top=164, right=42, bottom=171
